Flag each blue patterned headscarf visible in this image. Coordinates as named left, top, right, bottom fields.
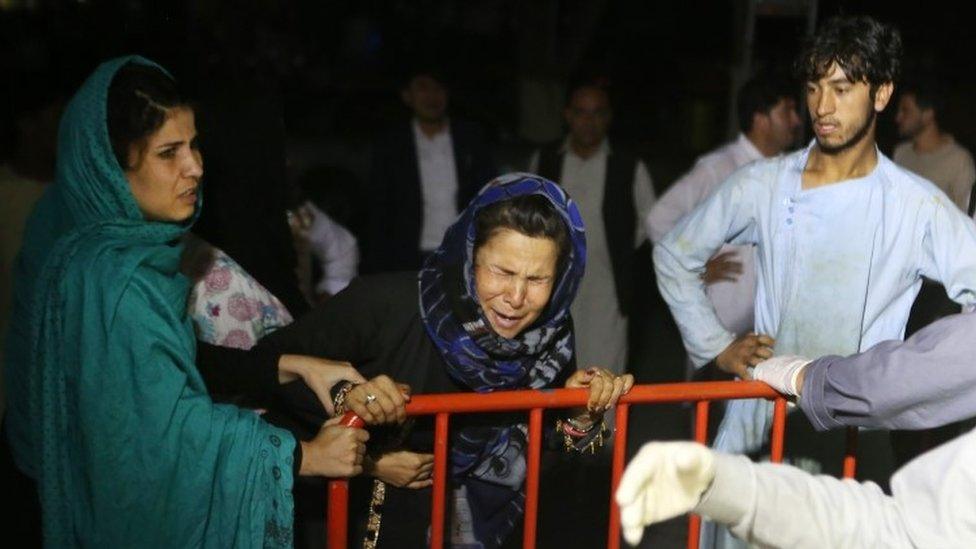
left=418, top=173, right=586, bottom=547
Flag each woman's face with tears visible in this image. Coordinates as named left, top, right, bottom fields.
left=474, top=228, right=559, bottom=339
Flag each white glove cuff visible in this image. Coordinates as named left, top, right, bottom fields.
left=694, top=453, right=755, bottom=526
left=753, top=355, right=811, bottom=396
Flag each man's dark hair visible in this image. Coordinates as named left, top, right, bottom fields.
left=400, top=65, right=449, bottom=90
left=474, top=194, right=570, bottom=273
left=565, top=77, right=612, bottom=107
left=794, top=16, right=902, bottom=91
left=107, top=62, right=189, bottom=170
left=737, top=75, right=795, bottom=133
left=899, top=80, right=946, bottom=118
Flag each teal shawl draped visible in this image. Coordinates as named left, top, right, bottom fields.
left=3, top=56, right=295, bottom=547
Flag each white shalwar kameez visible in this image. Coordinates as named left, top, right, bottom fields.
left=647, top=134, right=764, bottom=362
left=654, top=143, right=976, bottom=547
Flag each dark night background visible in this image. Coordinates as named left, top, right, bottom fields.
left=0, top=1, right=964, bottom=546
left=4, top=0, right=974, bottom=187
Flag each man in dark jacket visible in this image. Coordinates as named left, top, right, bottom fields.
left=529, top=82, right=656, bottom=373
left=363, top=70, right=495, bottom=273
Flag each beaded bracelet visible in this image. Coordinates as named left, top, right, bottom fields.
left=331, top=381, right=356, bottom=416
left=555, top=418, right=609, bottom=454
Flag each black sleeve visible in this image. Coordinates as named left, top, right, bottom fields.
left=255, top=277, right=386, bottom=435
left=195, top=341, right=280, bottom=404
left=293, top=440, right=302, bottom=478
left=255, top=277, right=381, bottom=362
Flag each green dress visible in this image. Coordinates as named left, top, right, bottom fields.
left=3, top=56, right=296, bottom=547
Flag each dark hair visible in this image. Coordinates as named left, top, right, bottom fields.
left=107, top=63, right=188, bottom=170
left=474, top=194, right=570, bottom=272
left=298, top=164, right=360, bottom=230
left=565, top=77, right=612, bottom=108
left=794, top=16, right=902, bottom=91
left=899, top=79, right=946, bottom=118
left=400, top=65, right=449, bottom=90
left=737, top=75, right=795, bottom=133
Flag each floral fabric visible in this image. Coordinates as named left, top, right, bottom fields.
left=187, top=245, right=293, bottom=350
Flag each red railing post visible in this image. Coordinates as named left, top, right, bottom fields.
left=326, top=413, right=366, bottom=549
left=522, top=408, right=544, bottom=549
left=843, top=426, right=858, bottom=478
left=326, top=480, right=350, bottom=549
left=686, top=400, right=711, bottom=549
left=769, top=398, right=787, bottom=463
left=430, top=413, right=450, bottom=549
left=319, top=382, right=858, bottom=549
left=607, top=403, right=630, bottom=549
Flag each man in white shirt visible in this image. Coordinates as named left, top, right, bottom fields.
left=893, top=81, right=976, bottom=212
left=647, top=76, right=801, bottom=359
left=529, top=83, right=656, bottom=374
left=364, top=69, right=495, bottom=273
left=653, top=15, right=976, bottom=549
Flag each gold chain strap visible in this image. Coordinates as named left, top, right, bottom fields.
left=333, top=382, right=356, bottom=416
left=362, top=480, right=386, bottom=549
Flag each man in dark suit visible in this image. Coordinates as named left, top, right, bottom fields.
left=363, top=70, right=495, bottom=273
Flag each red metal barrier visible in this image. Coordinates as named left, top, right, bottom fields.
left=325, top=381, right=854, bottom=548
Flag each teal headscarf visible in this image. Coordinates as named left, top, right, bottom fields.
left=4, top=56, right=295, bottom=547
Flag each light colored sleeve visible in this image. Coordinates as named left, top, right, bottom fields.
left=954, top=151, right=976, bottom=213
left=652, top=166, right=761, bottom=366
left=633, top=160, right=656, bottom=244
left=645, top=158, right=718, bottom=243
left=695, top=453, right=915, bottom=549
left=307, top=213, right=360, bottom=296
left=800, top=312, right=976, bottom=431
left=528, top=150, right=541, bottom=173
left=918, top=193, right=976, bottom=307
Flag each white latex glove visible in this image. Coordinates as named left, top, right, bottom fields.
left=752, top=355, right=811, bottom=397
left=615, top=441, right=716, bottom=546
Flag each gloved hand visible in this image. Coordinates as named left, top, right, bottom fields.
left=615, top=441, right=716, bottom=546
left=752, top=355, right=811, bottom=397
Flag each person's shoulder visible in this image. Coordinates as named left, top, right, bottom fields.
left=373, top=120, right=414, bottom=147
left=878, top=152, right=952, bottom=203
left=342, top=271, right=419, bottom=301
left=449, top=118, right=483, bottom=135
left=722, top=149, right=793, bottom=190
left=943, top=137, right=975, bottom=163
left=892, top=140, right=913, bottom=159
left=696, top=139, right=743, bottom=166
left=66, top=240, right=186, bottom=327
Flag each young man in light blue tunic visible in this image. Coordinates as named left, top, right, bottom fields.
left=653, top=16, right=976, bottom=548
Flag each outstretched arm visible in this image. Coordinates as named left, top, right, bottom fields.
left=753, top=312, right=976, bottom=431
left=618, top=433, right=976, bottom=548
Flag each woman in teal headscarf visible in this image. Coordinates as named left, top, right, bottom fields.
left=3, top=56, right=367, bottom=547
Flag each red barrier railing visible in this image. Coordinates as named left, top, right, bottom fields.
left=325, top=381, right=858, bottom=548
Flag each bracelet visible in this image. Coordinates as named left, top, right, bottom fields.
left=332, top=381, right=356, bottom=416
left=566, top=414, right=597, bottom=433
left=556, top=419, right=609, bottom=454
left=559, top=420, right=591, bottom=438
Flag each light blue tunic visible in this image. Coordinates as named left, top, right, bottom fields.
left=655, top=143, right=976, bottom=454
left=657, top=144, right=976, bottom=549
